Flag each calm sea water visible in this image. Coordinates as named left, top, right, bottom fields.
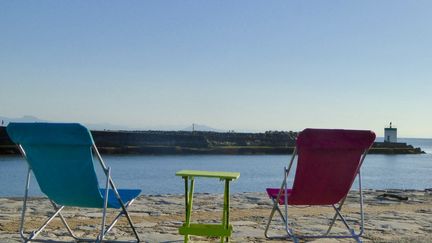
left=0, top=138, right=431, bottom=197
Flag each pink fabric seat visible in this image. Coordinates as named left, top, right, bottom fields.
left=266, top=188, right=292, bottom=205
left=266, top=129, right=375, bottom=206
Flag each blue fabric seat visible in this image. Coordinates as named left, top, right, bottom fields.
left=100, top=189, right=142, bottom=209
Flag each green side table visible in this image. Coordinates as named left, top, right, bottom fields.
left=175, top=170, right=240, bottom=243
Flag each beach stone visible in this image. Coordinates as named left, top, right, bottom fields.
left=85, top=212, right=103, bottom=217
left=77, top=225, right=96, bottom=231
left=231, top=220, right=257, bottom=226
left=141, top=232, right=181, bottom=242
left=234, top=226, right=263, bottom=238
left=136, top=221, right=157, bottom=228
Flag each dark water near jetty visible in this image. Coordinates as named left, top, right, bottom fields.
left=0, top=138, right=431, bottom=197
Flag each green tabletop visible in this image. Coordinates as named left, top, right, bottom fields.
left=176, top=170, right=240, bottom=180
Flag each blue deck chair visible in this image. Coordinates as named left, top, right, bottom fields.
left=7, top=123, right=141, bottom=242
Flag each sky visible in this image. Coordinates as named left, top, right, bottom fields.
left=1, top=1, right=431, bottom=137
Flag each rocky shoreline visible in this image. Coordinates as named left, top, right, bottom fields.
left=0, top=190, right=431, bottom=242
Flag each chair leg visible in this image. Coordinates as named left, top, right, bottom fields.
left=49, top=200, right=79, bottom=239
left=118, top=199, right=141, bottom=242
left=98, top=167, right=111, bottom=243
left=108, top=194, right=140, bottom=242
left=101, top=199, right=135, bottom=237
left=19, top=168, right=70, bottom=242
left=19, top=167, right=31, bottom=241
left=331, top=206, right=363, bottom=243
left=265, top=198, right=364, bottom=242
left=264, top=200, right=278, bottom=238
left=21, top=203, right=65, bottom=241
left=96, top=166, right=140, bottom=243
left=264, top=199, right=295, bottom=240
left=22, top=200, right=96, bottom=242
left=325, top=197, right=346, bottom=235
left=326, top=173, right=365, bottom=239
left=333, top=204, right=353, bottom=230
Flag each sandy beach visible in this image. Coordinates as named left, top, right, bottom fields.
left=0, top=190, right=431, bottom=243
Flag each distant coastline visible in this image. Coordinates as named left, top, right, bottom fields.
left=0, top=126, right=425, bottom=155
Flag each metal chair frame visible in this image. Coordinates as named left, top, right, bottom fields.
left=264, top=147, right=370, bottom=243
left=17, top=144, right=141, bottom=243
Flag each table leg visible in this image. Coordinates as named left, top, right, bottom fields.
left=184, top=177, right=194, bottom=243
left=184, top=177, right=188, bottom=243
left=221, top=179, right=230, bottom=243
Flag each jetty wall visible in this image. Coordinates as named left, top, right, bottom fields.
left=0, top=126, right=423, bottom=155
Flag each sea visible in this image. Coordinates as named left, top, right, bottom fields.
left=0, top=138, right=431, bottom=197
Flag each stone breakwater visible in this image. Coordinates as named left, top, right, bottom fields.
left=0, top=190, right=431, bottom=242
left=0, top=127, right=424, bottom=155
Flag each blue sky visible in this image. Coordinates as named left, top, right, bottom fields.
left=1, top=1, right=431, bottom=137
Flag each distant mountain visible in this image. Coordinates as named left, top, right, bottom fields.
left=181, top=124, right=224, bottom=132
left=0, top=115, right=48, bottom=125
left=0, top=115, right=130, bottom=131
left=0, top=116, right=226, bottom=132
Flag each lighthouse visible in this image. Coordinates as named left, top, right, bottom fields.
left=384, top=122, right=397, bottom=143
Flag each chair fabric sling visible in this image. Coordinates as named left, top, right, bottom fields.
left=264, top=128, right=375, bottom=243
left=7, top=122, right=141, bottom=242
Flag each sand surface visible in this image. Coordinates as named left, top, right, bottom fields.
left=0, top=190, right=431, bottom=242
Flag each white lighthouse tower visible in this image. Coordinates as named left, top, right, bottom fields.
left=384, top=122, right=397, bottom=143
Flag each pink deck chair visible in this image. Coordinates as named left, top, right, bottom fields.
left=264, top=128, right=375, bottom=243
